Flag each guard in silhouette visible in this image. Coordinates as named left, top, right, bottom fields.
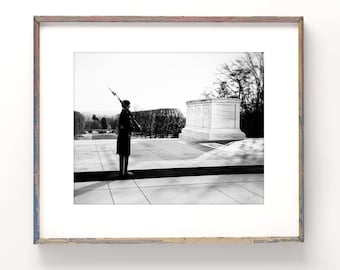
left=117, top=100, right=134, bottom=177
left=108, top=88, right=141, bottom=178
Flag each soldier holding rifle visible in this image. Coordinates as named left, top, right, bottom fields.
left=108, top=88, right=141, bottom=178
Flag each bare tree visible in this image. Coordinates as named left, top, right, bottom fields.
left=209, top=52, right=264, bottom=114
left=204, top=52, right=264, bottom=137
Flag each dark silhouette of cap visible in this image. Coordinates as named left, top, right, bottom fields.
left=122, top=100, right=130, bottom=107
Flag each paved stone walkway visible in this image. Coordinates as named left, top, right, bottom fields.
left=74, top=138, right=264, bottom=172
left=74, top=174, right=264, bottom=204
left=74, top=138, right=264, bottom=204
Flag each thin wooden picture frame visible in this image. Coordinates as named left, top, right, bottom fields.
left=34, top=16, right=304, bottom=244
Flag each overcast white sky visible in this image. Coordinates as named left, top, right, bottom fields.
left=74, top=52, right=244, bottom=116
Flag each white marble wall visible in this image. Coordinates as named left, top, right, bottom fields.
left=186, top=100, right=212, bottom=128
left=181, top=98, right=245, bottom=141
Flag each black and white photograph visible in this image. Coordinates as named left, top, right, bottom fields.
left=74, top=52, right=264, bottom=205
left=34, top=16, right=303, bottom=243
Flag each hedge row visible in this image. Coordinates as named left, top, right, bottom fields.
left=131, top=108, right=186, bottom=138
left=241, top=111, right=264, bottom=138
left=74, top=111, right=85, bottom=136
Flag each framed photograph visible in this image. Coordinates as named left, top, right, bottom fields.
left=34, top=16, right=304, bottom=243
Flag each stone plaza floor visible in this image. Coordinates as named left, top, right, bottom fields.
left=74, top=138, right=264, bottom=204
left=74, top=174, right=264, bottom=204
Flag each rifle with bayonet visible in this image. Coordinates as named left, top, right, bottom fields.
left=108, top=87, right=142, bottom=131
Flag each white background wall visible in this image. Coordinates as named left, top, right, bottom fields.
left=0, top=0, right=339, bottom=269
